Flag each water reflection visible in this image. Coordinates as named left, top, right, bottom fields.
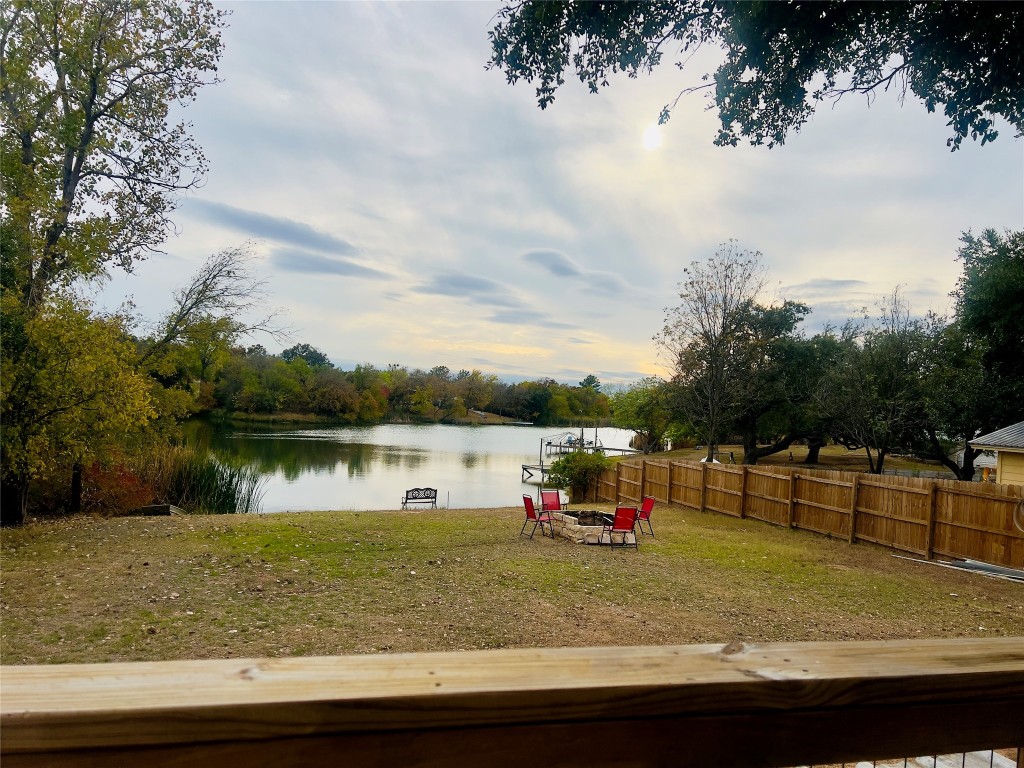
left=182, top=421, right=636, bottom=513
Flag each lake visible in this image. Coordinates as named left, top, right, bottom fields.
left=184, top=422, right=637, bottom=512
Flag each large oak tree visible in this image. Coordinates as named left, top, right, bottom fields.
left=488, top=1, right=1023, bottom=150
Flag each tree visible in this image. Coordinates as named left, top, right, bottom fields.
left=459, top=370, right=497, bottom=411
left=1, top=0, right=226, bottom=524
left=817, top=292, right=929, bottom=474
left=920, top=229, right=1024, bottom=479
left=546, top=450, right=610, bottom=503
left=1, top=0, right=228, bottom=312
left=138, top=246, right=283, bottom=366
left=579, top=374, right=601, bottom=391
left=727, top=301, right=815, bottom=465
left=611, top=378, right=673, bottom=454
left=488, top=2, right=1023, bottom=151
left=656, top=241, right=765, bottom=461
left=954, top=229, right=1024, bottom=399
left=919, top=320, right=990, bottom=480
left=281, top=343, right=331, bottom=368
left=0, top=294, right=154, bottom=524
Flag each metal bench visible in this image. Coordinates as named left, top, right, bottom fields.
left=401, top=487, right=437, bottom=509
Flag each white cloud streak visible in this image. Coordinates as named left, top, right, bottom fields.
left=95, top=1, right=1023, bottom=385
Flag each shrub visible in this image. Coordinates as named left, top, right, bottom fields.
left=546, top=451, right=611, bottom=502
left=133, top=444, right=265, bottom=514
left=82, top=462, right=156, bottom=517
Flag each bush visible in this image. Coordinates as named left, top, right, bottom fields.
left=82, top=462, right=156, bottom=517
left=546, top=451, right=611, bottom=502
left=133, top=444, right=265, bottom=514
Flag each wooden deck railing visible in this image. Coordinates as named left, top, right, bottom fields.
left=2, top=638, right=1022, bottom=767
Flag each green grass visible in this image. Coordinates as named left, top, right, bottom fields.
left=2, top=506, right=1021, bottom=665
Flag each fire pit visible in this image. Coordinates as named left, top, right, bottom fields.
left=549, top=510, right=635, bottom=546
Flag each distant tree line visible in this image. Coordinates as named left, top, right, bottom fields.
left=614, top=230, right=1023, bottom=480
left=161, top=338, right=612, bottom=427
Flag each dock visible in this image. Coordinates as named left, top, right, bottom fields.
left=543, top=441, right=639, bottom=457
left=521, top=464, right=550, bottom=481
left=524, top=442, right=639, bottom=481
left=523, top=430, right=639, bottom=484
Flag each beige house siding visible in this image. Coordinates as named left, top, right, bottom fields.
left=996, top=451, right=1024, bottom=485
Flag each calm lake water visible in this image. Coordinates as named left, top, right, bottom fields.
left=184, top=422, right=637, bottom=513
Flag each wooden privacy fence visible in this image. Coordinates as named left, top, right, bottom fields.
left=597, top=459, right=1024, bottom=568
left=2, top=639, right=1022, bottom=767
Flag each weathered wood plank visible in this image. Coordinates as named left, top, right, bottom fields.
left=858, top=478, right=931, bottom=495
left=3, top=640, right=1023, bottom=767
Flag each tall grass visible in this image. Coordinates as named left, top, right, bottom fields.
left=138, top=445, right=265, bottom=514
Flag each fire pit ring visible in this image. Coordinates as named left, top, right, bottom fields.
left=548, top=510, right=635, bottom=546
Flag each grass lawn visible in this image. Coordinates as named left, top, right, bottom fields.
left=641, top=443, right=955, bottom=473
left=2, top=505, right=1021, bottom=665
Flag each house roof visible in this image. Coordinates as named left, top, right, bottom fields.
left=970, top=421, right=1024, bottom=451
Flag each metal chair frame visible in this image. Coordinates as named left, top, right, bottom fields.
left=521, top=494, right=554, bottom=539
left=603, top=505, right=638, bottom=549
left=636, top=496, right=655, bottom=536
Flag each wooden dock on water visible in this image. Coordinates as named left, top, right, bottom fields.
left=521, top=464, right=550, bottom=481
left=543, top=441, right=639, bottom=457
left=524, top=442, right=639, bottom=482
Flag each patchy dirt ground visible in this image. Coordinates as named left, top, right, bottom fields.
left=2, top=505, right=1021, bottom=664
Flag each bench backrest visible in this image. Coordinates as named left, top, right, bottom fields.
left=404, top=488, right=437, bottom=502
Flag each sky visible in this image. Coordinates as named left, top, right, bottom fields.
left=97, top=1, right=1024, bottom=386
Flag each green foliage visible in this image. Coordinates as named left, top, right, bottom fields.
left=281, top=343, right=331, bottom=368
left=816, top=292, right=932, bottom=474
left=488, top=2, right=1023, bottom=151
left=1, top=0, right=227, bottom=308
left=0, top=293, right=155, bottom=522
left=134, top=444, right=265, bottom=515
left=1, top=0, right=226, bottom=524
left=546, top=450, right=611, bottom=501
left=916, top=228, right=1024, bottom=478
left=488, top=378, right=609, bottom=425
left=657, top=241, right=767, bottom=460
left=954, top=229, right=1024, bottom=396
left=611, top=378, right=673, bottom=453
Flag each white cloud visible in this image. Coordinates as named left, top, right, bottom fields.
left=97, top=1, right=1024, bottom=385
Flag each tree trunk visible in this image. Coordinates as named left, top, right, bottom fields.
left=804, top=435, right=824, bottom=464
left=875, top=448, right=888, bottom=474
left=925, top=430, right=973, bottom=480
left=0, top=476, right=29, bottom=527
left=742, top=428, right=796, bottom=465
left=864, top=445, right=878, bottom=474
left=69, top=462, right=83, bottom=514
left=958, top=445, right=979, bottom=481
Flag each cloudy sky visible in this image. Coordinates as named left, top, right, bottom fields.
left=98, top=1, right=1024, bottom=386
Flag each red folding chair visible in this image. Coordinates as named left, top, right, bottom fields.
left=521, top=494, right=554, bottom=539
left=603, top=505, right=638, bottom=549
left=637, top=496, right=656, bottom=536
left=541, top=489, right=562, bottom=513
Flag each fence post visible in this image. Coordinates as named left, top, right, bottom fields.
left=640, top=460, right=648, bottom=503
left=787, top=472, right=797, bottom=528
left=848, top=475, right=861, bottom=544
left=739, top=466, right=748, bottom=519
left=667, top=461, right=675, bottom=506
left=925, top=481, right=937, bottom=559
left=615, top=462, right=623, bottom=504
left=700, top=463, right=707, bottom=514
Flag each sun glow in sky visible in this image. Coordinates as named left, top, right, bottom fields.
left=642, top=123, right=663, bottom=151
left=96, top=2, right=1023, bottom=387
